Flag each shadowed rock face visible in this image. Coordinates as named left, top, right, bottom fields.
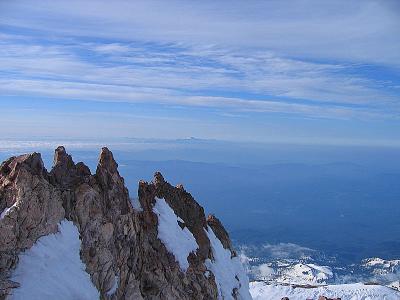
left=207, top=214, right=235, bottom=256
left=0, top=147, right=242, bottom=299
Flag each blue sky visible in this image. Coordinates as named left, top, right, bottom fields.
left=0, top=0, right=400, bottom=145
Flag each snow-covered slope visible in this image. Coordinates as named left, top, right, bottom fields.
left=153, top=197, right=198, bottom=271
left=205, top=226, right=252, bottom=300
left=9, top=220, right=100, bottom=300
left=153, top=196, right=252, bottom=299
left=250, top=281, right=400, bottom=300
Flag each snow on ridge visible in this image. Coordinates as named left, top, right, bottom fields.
left=363, top=257, right=400, bottom=269
left=10, top=220, right=99, bottom=300
left=361, top=257, right=400, bottom=285
left=250, top=281, right=400, bottom=300
left=205, top=226, right=252, bottom=300
left=153, top=197, right=198, bottom=272
left=280, top=263, right=334, bottom=285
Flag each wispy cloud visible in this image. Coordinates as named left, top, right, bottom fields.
left=0, top=0, right=399, bottom=143
left=0, top=34, right=398, bottom=119
left=1, top=0, right=399, bottom=65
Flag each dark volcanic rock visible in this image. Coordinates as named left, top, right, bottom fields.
left=0, top=147, right=248, bottom=299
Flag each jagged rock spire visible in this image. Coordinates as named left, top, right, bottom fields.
left=97, top=147, right=118, bottom=174
left=0, top=146, right=249, bottom=299
left=53, top=145, right=74, bottom=168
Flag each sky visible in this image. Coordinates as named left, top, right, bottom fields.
left=0, top=0, right=400, bottom=146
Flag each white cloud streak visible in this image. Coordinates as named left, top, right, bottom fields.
left=0, top=35, right=398, bottom=119
left=1, top=0, right=399, bottom=65
left=0, top=0, right=399, bottom=121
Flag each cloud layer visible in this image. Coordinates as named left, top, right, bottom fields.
left=0, top=33, right=398, bottom=119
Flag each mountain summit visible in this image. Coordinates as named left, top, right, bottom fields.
left=0, top=147, right=251, bottom=299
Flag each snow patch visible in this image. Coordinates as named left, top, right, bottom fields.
left=10, top=220, right=100, bottom=300
left=153, top=197, right=198, bottom=272
left=205, top=226, right=252, bottom=300
left=107, top=274, right=119, bottom=296
left=0, top=204, right=15, bottom=219
left=250, top=281, right=400, bottom=300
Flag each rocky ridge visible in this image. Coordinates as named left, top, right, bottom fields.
left=0, top=146, right=250, bottom=299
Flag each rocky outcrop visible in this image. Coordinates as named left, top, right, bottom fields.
left=207, top=214, right=235, bottom=256
left=0, top=147, right=250, bottom=299
left=0, top=152, right=65, bottom=299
